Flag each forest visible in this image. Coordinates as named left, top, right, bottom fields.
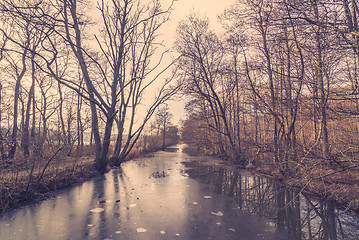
left=1, top=0, right=359, bottom=213
left=0, top=0, right=180, bottom=212
left=178, top=0, right=359, bottom=210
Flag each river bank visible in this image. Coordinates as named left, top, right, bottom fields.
left=0, top=144, right=294, bottom=240
left=254, top=163, right=359, bottom=213
left=0, top=143, right=169, bottom=214
left=2, top=144, right=359, bottom=240
left=183, top=145, right=359, bottom=214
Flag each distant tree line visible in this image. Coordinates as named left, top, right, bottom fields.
left=179, top=0, right=359, bottom=173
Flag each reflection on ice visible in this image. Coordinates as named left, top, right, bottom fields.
left=183, top=159, right=359, bottom=240
left=1, top=144, right=358, bottom=240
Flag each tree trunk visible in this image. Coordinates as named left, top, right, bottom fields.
left=162, top=118, right=166, bottom=149
left=65, top=0, right=104, bottom=172
left=313, top=0, right=330, bottom=161
left=8, top=47, right=28, bottom=159
left=57, top=81, right=66, bottom=145
left=0, top=82, right=4, bottom=160
left=77, top=86, right=83, bottom=149
left=21, top=52, right=36, bottom=157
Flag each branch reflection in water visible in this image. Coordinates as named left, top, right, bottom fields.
left=182, top=161, right=359, bottom=240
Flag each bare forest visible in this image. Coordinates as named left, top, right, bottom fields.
left=179, top=0, right=359, bottom=210
left=0, top=0, right=180, bottom=212
left=1, top=0, right=359, bottom=214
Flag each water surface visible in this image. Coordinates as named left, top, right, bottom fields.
left=0, top=144, right=358, bottom=240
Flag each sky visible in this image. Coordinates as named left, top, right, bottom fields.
left=158, top=0, right=236, bottom=125
left=88, top=0, right=237, bottom=126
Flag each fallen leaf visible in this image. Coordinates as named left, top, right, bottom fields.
left=160, top=231, right=166, bottom=235
left=137, top=228, right=147, bottom=233
left=115, top=231, right=121, bottom=234
left=204, top=196, right=212, bottom=199
left=211, top=211, right=224, bottom=217
left=228, top=228, right=236, bottom=232
left=129, top=204, right=137, bottom=208
left=90, top=208, right=104, bottom=213
left=193, top=202, right=198, bottom=205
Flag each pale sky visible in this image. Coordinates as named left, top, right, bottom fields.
left=160, top=0, right=236, bottom=125
left=88, top=0, right=236, bottom=126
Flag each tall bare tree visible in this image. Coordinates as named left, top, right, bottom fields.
left=175, top=14, right=243, bottom=162
left=0, top=0, right=180, bottom=172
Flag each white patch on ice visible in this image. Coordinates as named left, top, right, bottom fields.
left=211, top=211, right=224, bottom=217
left=160, top=231, right=166, bottom=234
left=90, top=208, right=104, bottom=213
left=193, top=202, right=198, bottom=205
left=88, top=224, right=94, bottom=227
left=129, top=204, right=137, bottom=208
left=137, top=228, right=147, bottom=233
left=115, top=231, right=122, bottom=234
left=203, top=196, right=212, bottom=199
left=228, top=228, right=236, bottom=232
left=216, top=222, right=221, bottom=225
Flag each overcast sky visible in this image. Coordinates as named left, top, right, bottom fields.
left=88, top=0, right=236, bottom=126
left=160, top=0, right=236, bottom=125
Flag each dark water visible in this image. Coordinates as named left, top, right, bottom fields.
left=182, top=160, right=359, bottom=240
left=0, top=144, right=358, bottom=240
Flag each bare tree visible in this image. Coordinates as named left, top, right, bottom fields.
left=175, top=14, right=243, bottom=162
left=6, top=28, right=30, bottom=159
left=0, top=0, right=180, bottom=172
left=0, top=31, right=7, bottom=160
left=155, top=104, right=173, bottom=149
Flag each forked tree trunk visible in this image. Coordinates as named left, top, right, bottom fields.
left=8, top=47, right=28, bottom=159
left=21, top=52, right=36, bottom=157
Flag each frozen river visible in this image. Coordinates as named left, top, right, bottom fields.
left=1, top=144, right=358, bottom=240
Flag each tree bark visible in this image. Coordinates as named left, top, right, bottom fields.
left=21, top=52, right=35, bottom=157
left=8, top=46, right=28, bottom=159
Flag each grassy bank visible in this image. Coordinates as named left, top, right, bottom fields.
left=0, top=151, right=100, bottom=214
left=254, top=162, right=359, bottom=213
left=0, top=140, right=178, bottom=214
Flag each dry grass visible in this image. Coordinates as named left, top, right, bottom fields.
left=0, top=159, right=99, bottom=213
left=0, top=140, right=173, bottom=213
left=254, top=161, right=359, bottom=213
left=0, top=145, right=99, bottom=213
